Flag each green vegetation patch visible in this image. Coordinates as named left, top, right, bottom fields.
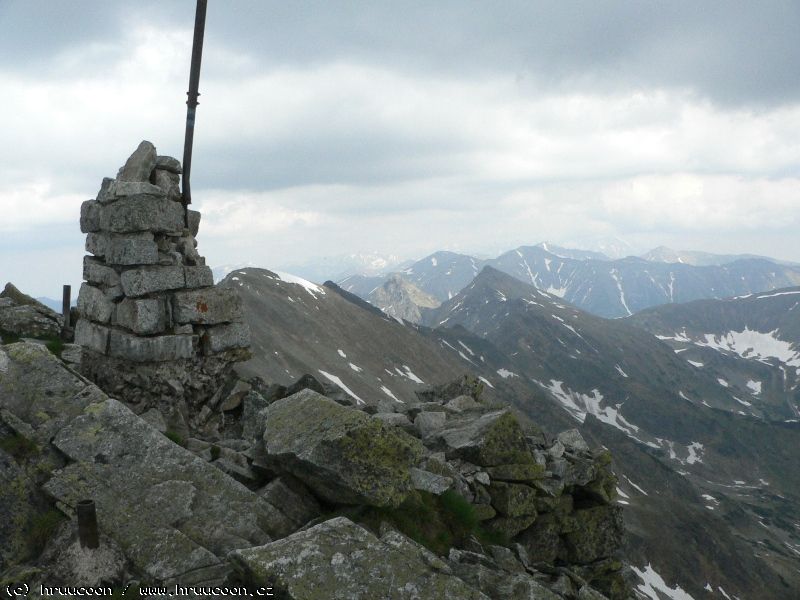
left=0, top=328, right=64, bottom=358
left=165, top=430, right=186, bottom=447
left=0, top=433, right=40, bottom=460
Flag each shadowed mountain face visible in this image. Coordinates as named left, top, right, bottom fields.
left=226, top=264, right=799, bottom=599
left=339, top=245, right=800, bottom=320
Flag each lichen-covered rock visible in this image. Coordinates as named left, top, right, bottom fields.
left=433, top=409, right=533, bottom=467
left=488, top=481, right=538, bottom=517
left=0, top=305, right=61, bottom=338
left=229, top=517, right=490, bottom=600
left=561, top=506, right=625, bottom=565
left=261, top=389, right=424, bottom=507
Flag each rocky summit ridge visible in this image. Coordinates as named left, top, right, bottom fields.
left=0, top=143, right=634, bottom=600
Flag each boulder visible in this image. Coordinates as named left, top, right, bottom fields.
left=258, top=475, right=322, bottom=533
left=414, top=410, right=447, bottom=437
left=561, top=506, right=624, bottom=564
left=184, top=265, right=214, bottom=289
left=77, top=283, right=114, bottom=324
left=83, top=257, right=120, bottom=288
left=120, top=266, right=185, bottom=297
left=0, top=305, right=61, bottom=338
left=155, top=155, right=182, bottom=174
left=117, top=140, right=157, bottom=182
left=434, top=409, right=533, bottom=467
left=488, top=482, right=538, bottom=518
left=410, top=467, right=454, bottom=495
left=229, top=517, right=490, bottom=600
left=79, top=199, right=102, bottom=233
left=261, top=389, right=424, bottom=507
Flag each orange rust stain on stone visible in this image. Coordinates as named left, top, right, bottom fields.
left=196, top=301, right=209, bottom=313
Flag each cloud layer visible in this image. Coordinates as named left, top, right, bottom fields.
left=1, top=1, right=799, bottom=295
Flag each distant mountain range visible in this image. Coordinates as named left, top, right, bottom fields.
left=223, top=263, right=800, bottom=599
left=336, top=243, right=800, bottom=320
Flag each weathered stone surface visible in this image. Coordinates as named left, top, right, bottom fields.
left=74, top=319, right=110, bottom=353
left=85, top=232, right=108, bottom=257
left=156, top=155, right=182, bottom=174
left=77, top=283, right=114, bottom=324
left=446, top=394, right=480, bottom=412
left=120, top=265, right=185, bottom=297
left=486, top=463, right=546, bottom=482
left=117, top=140, right=157, bottom=182
left=0, top=446, right=41, bottom=567
left=261, top=389, right=424, bottom=507
left=259, top=475, right=322, bottom=533
left=99, top=194, right=184, bottom=233
left=203, top=322, right=251, bottom=353
left=108, top=329, right=194, bottom=362
left=415, top=410, right=447, bottom=437
left=188, top=209, right=201, bottom=237
left=410, top=467, right=453, bottom=495
left=449, top=550, right=560, bottom=600
left=558, top=429, right=590, bottom=453
left=153, top=168, right=181, bottom=201
left=43, top=397, right=286, bottom=583
left=172, top=287, right=243, bottom=325
left=229, top=517, right=489, bottom=600
left=488, top=482, right=538, bottom=517
left=219, top=380, right=252, bottom=411
left=561, top=506, right=624, bottom=564
left=104, top=232, right=158, bottom=265
left=96, top=177, right=115, bottom=203
left=60, top=343, right=83, bottom=366
left=184, top=265, right=213, bottom=289
left=374, top=412, right=415, bottom=434
left=0, top=305, right=61, bottom=338
left=434, top=409, right=533, bottom=467
left=83, top=257, right=120, bottom=288
left=79, top=199, right=102, bottom=233
left=112, top=181, right=166, bottom=198
left=114, top=297, right=167, bottom=335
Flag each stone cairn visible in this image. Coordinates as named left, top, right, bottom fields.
left=75, top=141, right=250, bottom=421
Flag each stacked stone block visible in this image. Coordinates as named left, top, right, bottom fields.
left=74, top=141, right=250, bottom=413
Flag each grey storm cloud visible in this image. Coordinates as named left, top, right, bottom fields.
left=3, top=1, right=799, bottom=108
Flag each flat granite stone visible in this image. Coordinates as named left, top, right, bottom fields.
left=120, top=266, right=185, bottom=297
left=77, top=283, right=114, bottom=324
left=114, top=297, right=167, bottom=335
left=202, top=322, right=251, bottom=353
left=104, top=232, right=158, bottom=266
left=74, top=319, right=110, bottom=354
left=229, top=517, right=489, bottom=600
left=107, top=329, right=194, bottom=362
left=43, top=398, right=289, bottom=584
left=172, top=287, right=243, bottom=325
left=99, top=195, right=184, bottom=233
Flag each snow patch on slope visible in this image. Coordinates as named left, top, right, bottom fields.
left=274, top=271, right=326, bottom=299
left=696, top=328, right=800, bottom=367
left=632, top=564, right=696, bottom=600
left=317, top=370, right=364, bottom=405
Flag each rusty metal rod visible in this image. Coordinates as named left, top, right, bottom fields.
left=181, top=0, right=208, bottom=218
left=77, top=499, right=99, bottom=549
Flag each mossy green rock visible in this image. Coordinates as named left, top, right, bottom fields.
left=0, top=448, right=38, bottom=568
left=436, top=409, right=533, bottom=467
left=229, top=517, right=490, bottom=600
left=262, top=389, right=424, bottom=507
left=486, top=463, right=545, bottom=482
left=561, top=506, right=624, bottom=564
left=488, top=482, right=538, bottom=517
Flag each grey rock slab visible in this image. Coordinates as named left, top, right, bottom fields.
left=558, top=429, right=590, bottom=453
left=184, top=265, right=214, bottom=289
left=373, top=412, right=415, bottom=434
left=172, top=287, right=244, bottom=325
left=229, top=517, right=489, bottom=600
left=99, top=194, right=184, bottom=233
left=0, top=448, right=40, bottom=567
left=188, top=210, right=201, bottom=237
left=0, top=305, right=61, bottom=338
left=77, top=283, right=114, bottom=324
left=44, top=398, right=288, bottom=581
left=112, top=181, right=166, bottom=198
left=85, top=232, right=108, bottom=257
left=79, top=199, right=102, bottom=233
left=114, top=297, right=167, bottom=335
left=120, top=265, right=185, bottom=297
left=156, top=155, right=182, bottom=174
left=108, top=329, right=194, bottom=362
left=153, top=168, right=181, bottom=201
left=83, top=257, right=121, bottom=288
left=219, top=380, right=252, bottom=411
left=414, top=410, right=447, bottom=437
left=104, top=232, right=158, bottom=266
left=202, top=322, right=251, bottom=353
left=410, top=467, right=453, bottom=495
left=117, top=140, right=157, bottom=182
left=259, top=475, right=322, bottom=533
left=445, top=394, right=480, bottom=412
left=60, top=343, right=83, bottom=366
left=96, top=177, right=115, bottom=204
left=74, top=319, right=110, bottom=354
left=433, top=409, right=534, bottom=467
left=261, top=389, right=424, bottom=507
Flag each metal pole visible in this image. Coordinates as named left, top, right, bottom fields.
left=62, top=284, right=71, bottom=328
left=181, top=0, right=208, bottom=220
left=77, top=499, right=99, bottom=549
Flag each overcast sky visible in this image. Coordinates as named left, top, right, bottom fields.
left=2, top=1, right=800, bottom=296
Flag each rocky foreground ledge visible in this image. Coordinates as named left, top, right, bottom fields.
left=0, top=337, right=633, bottom=599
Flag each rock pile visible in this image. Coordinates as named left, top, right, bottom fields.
left=0, top=283, right=63, bottom=339
left=75, top=141, right=250, bottom=417
left=1, top=339, right=632, bottom=599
